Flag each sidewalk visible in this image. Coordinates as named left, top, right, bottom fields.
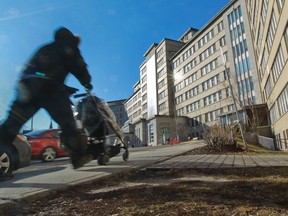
left=148, top=153, right=288, bottom=169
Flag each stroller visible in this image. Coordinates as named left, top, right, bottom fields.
left=63, top=86, right=129, bottom=165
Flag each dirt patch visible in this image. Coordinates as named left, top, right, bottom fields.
left=1, top=146, right=288, bottom=216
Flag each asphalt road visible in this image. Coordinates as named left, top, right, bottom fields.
left=0, top=141, right=205, bottom=206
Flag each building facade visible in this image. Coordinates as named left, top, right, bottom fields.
left=107, top=99, right=128, bottom=127
left=123, top=0, right=288, bottom=150
left=245, top=0, right=288, bottom=150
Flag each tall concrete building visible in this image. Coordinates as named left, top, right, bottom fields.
left=245, top=0, right=288, bottom=150
left=107, top=99, right=127, bottom=127
left=123, top=0, right=288, bottom=149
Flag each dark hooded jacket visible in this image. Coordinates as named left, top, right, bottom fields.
left=21, top=27, right=91, bottom=86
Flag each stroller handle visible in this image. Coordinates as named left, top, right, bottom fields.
left=73, top=93, right=89, bottom=98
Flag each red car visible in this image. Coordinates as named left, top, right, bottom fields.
left=25, top=129, right=69, bottom=162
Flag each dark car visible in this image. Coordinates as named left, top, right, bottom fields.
left=25, top=129, right=69, bottom=162
left=0, top=134, right=31, bottom=175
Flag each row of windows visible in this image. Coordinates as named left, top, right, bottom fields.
left=125, top=91, right=141, bottom=109
left=173, top=19, right=225, bottom=70
left=228, top=5, right=242, bottom=26
left=176, top=89, right=226, bottom=116
left=270, top=83, right=288, bottom=124
left=183, top=58, right=197, bottom=74
left=187, top=101, right=200, bottom=113
left=198, top=29, right=214, bottom=48
left=235, top=55, right=251, bottom=76
left=202, top=75, right=220, bottom=91
left=199, top=44, right=216, bottom=62
left=175, top=71, right=226, bottom=105
left=203, top=91, right=222, bottom=106
left=186, top=86, right=199, bottom=100
left=183, top=45, right=195, bottom=62
left=272, top=46, right=285, bottom=83
left=232, top=39, right=248, bottom=58
left=205, top=109, right=223, bottom=122
left=201, top=58, right=218, bottom=76
left=278, top=83, right=288, bottom=117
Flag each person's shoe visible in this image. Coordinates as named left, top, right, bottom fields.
left=0, top=172, right=14, bottom=182
left=71, top=154, right=93, bottom=170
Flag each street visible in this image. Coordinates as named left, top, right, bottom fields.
left=0, top=141, right=205, bottom=206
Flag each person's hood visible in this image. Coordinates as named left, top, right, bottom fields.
left=54, top=27, right=79, bottom=46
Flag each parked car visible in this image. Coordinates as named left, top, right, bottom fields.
left=0, top=134, right=31, bottom=175
left=25, top=129, right=69, bottom=162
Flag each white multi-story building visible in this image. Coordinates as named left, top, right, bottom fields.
left=123, top=0, right=288, bottom=149
left=246, top=0, right=288, bottom=150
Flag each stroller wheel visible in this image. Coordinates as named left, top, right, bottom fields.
left=97, top=154, right=110, bottom=165
left=122, top=150, right=129, bottom=161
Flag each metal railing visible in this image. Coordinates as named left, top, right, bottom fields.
left=258, top=135, right=275, bottom=150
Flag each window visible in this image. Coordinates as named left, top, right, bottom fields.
left=158, top=79, right=165, bottom=89
left=266, top=11, right=277, bottom=50
left=226, top=87, right=232, bottom=97
left=198, top=29, right=214, bottom=48
left=184, top=73, right=197, bottom=87
left=202, top=74, right=220, bottom=91
left=157, top=58, right=164, bottom=68
left=157, top=69, right=165, bottom=79
left=175, top=94, right=184, bottom=105
left=157, top=47, right=164, bottom=58
left=261, top=0, right=268, bottom=24
left=141, top=66, right=147, bottom=76
left=142, top=103, right=147, bottom=110
left=277, top=0, right=285, bottom=12
left=269, top=104, right=277, bottom=124
left=186, top=101, right=200, bottom=113
left=284, top=25, right=288, bottom=49
left=228, top=104, right=235, bottom=112
left=142, top=93, right=147, bottom=101
left=185, top=86, right=198, bottom=99
left=141, top=75, right=146, bottom=84
left=183, top=45, right=195, bottom=61
left=159, top=102, right=166, bottom=111
left=183, top=58, right=197, bottom=73
left=176, top=108, right=185, bottom=116
left=201, top=59, right=218, bottom=76
left=260, top=48, right=268, bottom=79
left=275, top=133, right=283, bottom=150
left=203, top=91, right=222, bottom=106
left=257, top=23, right=263, bottom=53
left=219, top=36, right=226, bottom=47
left=158, top=91, right=166, bottom=100
left=218, top=21, right=224, bottom=32
left=277, top=84, right=288, bottom=116
left=272, top=46, right=285, bottom=83
left=200, top=44, right=216, bottom=62
left=173, top=57, right=181, bottom=69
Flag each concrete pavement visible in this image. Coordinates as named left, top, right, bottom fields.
left=1, top=140, right=288, bottom=207
left=0, top=141, right=205, bottom=206
left=148, top=153, right=288, bottom=169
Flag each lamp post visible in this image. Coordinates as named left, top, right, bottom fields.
left=219, top=47, right=247, bottom=150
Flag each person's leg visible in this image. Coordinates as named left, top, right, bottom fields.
left=42, top=85, right=92, bottom=169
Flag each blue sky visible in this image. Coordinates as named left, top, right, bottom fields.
left=0, top=0, right=229, bottom=131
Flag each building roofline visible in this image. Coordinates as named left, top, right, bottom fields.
left=143, top=43, right=158, bottom=57
left=178, top=27, right=199, bottom=41
left=170, top=0, right=234, bottom=61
